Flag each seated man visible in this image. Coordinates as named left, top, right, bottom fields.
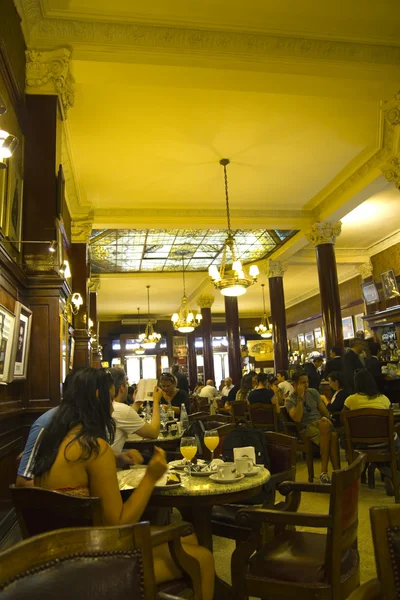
left=276, top=370, right=294, bottom=399
left=110, top=367, right=161, bottom=453
left=286, top=370, right=340, bottom=484
left=198, top=379, right=218, bottom=403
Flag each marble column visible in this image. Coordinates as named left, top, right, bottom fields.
left=187, top=330, right=198, bottom=391
left=224, top=296, right=242, bottom=386
left=267, top=261, right=289, bottom=371
left=196, top=294, right=215, bottom=383
left=306, top=222, right=344, bottom=356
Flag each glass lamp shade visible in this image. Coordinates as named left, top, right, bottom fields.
left=220, top=285, right=247, bottom=297
left=178, top=326, right=195, bottom=333
left=249, top=264, right=260, bottom=277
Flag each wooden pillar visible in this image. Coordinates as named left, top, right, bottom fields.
left=196, top=295, right=215, bottom=383
left=224, top=296, right=242, bottom=386
left=69, top=240, right=90, bottom=368
left=89, top=279, right=102, bottom=368
left=306, top=222, right=344, bottom=356
left=187, top=330, right=197, bottom=391
left=267, top=261, right=289, bottom=371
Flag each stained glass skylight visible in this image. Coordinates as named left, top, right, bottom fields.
left=90, top=229, right=297, bottom=274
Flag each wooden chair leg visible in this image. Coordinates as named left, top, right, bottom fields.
left=331, top=431, right=341, bottom=470
left=304, top=440, right=314, bottom=483
left=367, top=463, right=376, bottom=489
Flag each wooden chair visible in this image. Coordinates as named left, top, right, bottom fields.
left=189, top=413, right=231, bottom=425
left=343, top=408, right=400, bottom=503
left=0, top=522, right=201, bottom=600
left=248, top=403, right=279, bottom=432
left=193, top=396, right=210, bottom=414
left=210, top=433, right=298, bottom=543
left=280, top=406, right=315, bottom=482
left=188, top=411, right=210, bottom=423
left=230, top=401, right=249, bottom=424
left=9, top=486, right=202, bottom=599
left=231, top=452, right=365, bottom=600
left=347, top=504, right=400, bottom=600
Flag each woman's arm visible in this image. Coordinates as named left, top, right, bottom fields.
left=87, top=442, right=167, bottom=526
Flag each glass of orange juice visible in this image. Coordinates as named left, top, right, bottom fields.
left=204, top=430, right=219, bottom=463
left=180, top=436, right=197, bottom=477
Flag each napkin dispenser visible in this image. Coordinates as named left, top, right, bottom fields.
left=233, top=446, right=256, bottom=464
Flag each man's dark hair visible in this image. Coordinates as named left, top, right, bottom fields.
left=257, top=372, right=268, bottom=384
left=331, top=347, right=343, bottom=357
left=312, top=356, right=323, bottom=364
left=354, top=368, right=379, bottom=397
left=291, top=370, right=308, bottom=383
left=369, top=342, right=380, bottom=356
left=276, top=370, right=288, bottom=380
left=109, top=367, right=126, bottom=397
left=172, top=365, right=180, bottom=373
left=350, top=339, right=364, bottom=349
left=327, top=370, right=345, bottom=388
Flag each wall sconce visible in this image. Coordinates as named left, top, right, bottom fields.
left=64, top=292, right=83, bottom=317
left=4, top=239, right=57, bottom=252
left=0, top=128, right=19, bottom=169
left=59, top=259, right=71, bottom=278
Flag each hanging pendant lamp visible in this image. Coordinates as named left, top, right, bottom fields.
left=135, top=307, right=145, bottom=355
left=140, top=285, right=161, bottom=348
left=255, top=284, right=273, bottom=338
left=171, top=251, right=202, bottom=333
left=208, top=158, right=259, bottom=296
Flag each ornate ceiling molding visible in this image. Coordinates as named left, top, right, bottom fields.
left=382, top=156, right=400, bottom=189
left=196, top=294, right=215, bottom=309
left=88, top=277, right=101, bottom=292
left=305, top=221, right=342, bottom=246
left=19, top=0, right=400, bottom=68
left=357, top=261, right=374, bottom=279
left=267, top=260, right=288, bottom=278
left=71, top=217, right=93, bottom=243
left=25, top=48, right=75, bottom=115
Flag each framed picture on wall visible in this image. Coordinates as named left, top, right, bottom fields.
left=12, top=302, right=32, bottom=380
left=5, top=159, right=23, bottom=252
left=361, top=281, right=380, bottom=305
left=291, top=336, right=299, bottom=351
left=354, top=313, right=365, bottom=334
left=342, top=316, right=355, bottom=340
left=0, top=304, right=16, bottom=384
left=380, top=269, right=399, bottom=300
left=305, top=331, right=315, bottom=349
left=298, top=333, right=305, bottom=351
left=0, top=166, right=7, bottom=232
left=173, top=336, right=187, bottom=358
left=314, top=327, right=325, bottom=349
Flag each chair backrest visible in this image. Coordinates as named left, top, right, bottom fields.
left=264, top=432, right=297, bottom=475
left=0, top=522, right=156, bottom=600
left=202, top=414, right=232, bottom=425
left=326, top=453, right=365, bottom=591
left=343, top=408, right=394, bottom=446
left=248, top=403, right=278, bottom=431
left=230, top=400, right=249, bottom=424
left=188, top=411, right=210, bottom=422
left=10, top=485, right=103, bottom=539
left=369, top=505, right=400, bottom=599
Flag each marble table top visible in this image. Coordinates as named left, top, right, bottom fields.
left=118, top=465, right=270, bottom=497
left=127, top=431, right=183, bottom=443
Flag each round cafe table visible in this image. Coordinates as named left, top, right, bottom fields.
left=124, top=431, right=183, bottom=453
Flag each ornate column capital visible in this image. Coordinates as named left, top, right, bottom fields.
left=267, top=260, right=288, bottom=278
left=196, top=294, right=215, bottom=309
left=71, top=218, right=93, bottom=243
left=382, top=157, right=400, bottom=189
left=305, top=221, right=342, bottom=246
left=25, top=48, right=75, bottom=115
left=357, top=261, right=374, bottom=280
left=88, top=277, right=101, bottom=292
left=383, top=90, right=400, bottom=127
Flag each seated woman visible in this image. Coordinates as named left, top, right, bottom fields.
left=159, top=372, right=190, bottom=417
left=33, top=367, right=214, bottom=600
left=321, top=370, right=348, bottom=426
left=235, top=372, right=256, bottom=402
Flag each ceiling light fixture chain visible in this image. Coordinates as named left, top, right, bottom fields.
left=209, top=158, right=259, bottom=296
left=135, top=307, right=145, bottom=355
left=140, top=286, right=162, bottom=348
left=255, top=283, right=273, bottom=338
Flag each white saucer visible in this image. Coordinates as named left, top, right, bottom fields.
left=209, top=473, right=245, bottom=484
left=155, top=483, right=181, bottom=489
left=242, top=466, right=262, bottom=477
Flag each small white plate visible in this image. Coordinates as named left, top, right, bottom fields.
left=242, top=466, right=262, bottom=477
left=155, top=483, right=181, bottom=489
left=209, top=473, right=245, bottom=484
left=169, top=459, right=205, bottom=471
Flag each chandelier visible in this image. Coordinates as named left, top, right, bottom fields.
left=171, top=251, right=202, bottom=333
left=135, top=307, right=145, bottom=355
left=255, top=284, right=272, bottom=338
left=208, top=158, right=259, bottom=296
left=139, top=285, right=161, bottom=349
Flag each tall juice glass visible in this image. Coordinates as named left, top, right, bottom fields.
left=204, top=430, right=219, bottom=463
left=180, top=436, right=197, bottom=477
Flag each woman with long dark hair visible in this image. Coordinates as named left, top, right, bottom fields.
left=343, top=369, right=390, bottom=411
left=235, top=372, right=256, bottom=402
left=34, top=367, right=214, bottom=599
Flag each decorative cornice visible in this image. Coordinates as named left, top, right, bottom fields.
left=267, top=260, right=288, bottom=278
left=383, top=90, right=400, bottom=127
left=196, top=294, right=215, bottom=309
left=19, top=0, right=400, bottom=67
left=71, top=217, right=93, bottom=243
left=305, top=221, right=342, bottom=246
left=357, top=261, right=374, bottom=279
left=88, top=277, right=100, bottom=292
left=25, top=48, right=75, bottom=115
left=382, top=157, right=400, bottom=189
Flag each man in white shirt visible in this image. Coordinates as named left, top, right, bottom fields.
left=199, top=379, right=218, bottom=402
left=276, top=370, right=294, bottom=398
left=221, top=376, right=234, bottom=397
left=110, top=367, right=161, bottom=453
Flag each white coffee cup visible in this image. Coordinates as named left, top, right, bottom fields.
left=216, top=463, right=237, bottom=480
left=235, top=457, right=254, bottom=474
